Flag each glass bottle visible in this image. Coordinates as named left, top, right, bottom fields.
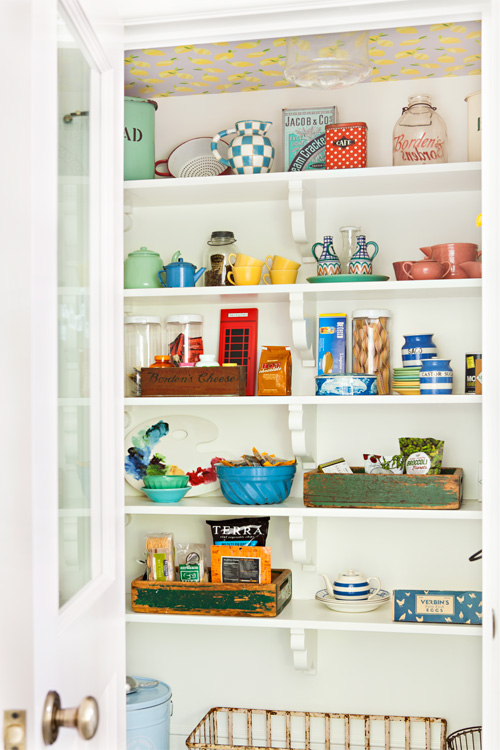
left=338, top=226, right=361, bottom=273
left=392, top=95, right=448, bottom=166
left=204, top=231, right=238, bottom=286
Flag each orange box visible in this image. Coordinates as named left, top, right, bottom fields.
left=210, top=545, right=272, bottom=584
left=325, top=122, right=367, bottom=169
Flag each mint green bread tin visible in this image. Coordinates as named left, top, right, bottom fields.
left=124, top=97, right=158, bottom=181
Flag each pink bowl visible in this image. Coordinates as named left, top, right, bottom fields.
left=393, top=261, right=415, bottom=280
left=459, top=261, right=482, bottom=278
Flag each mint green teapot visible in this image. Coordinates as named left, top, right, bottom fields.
left=124, top=246, right=164, bottom=289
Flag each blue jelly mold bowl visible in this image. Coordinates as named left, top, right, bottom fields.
left=215, top=463, right=296, bottom=505
left=141, top=486, right=191, bottom=504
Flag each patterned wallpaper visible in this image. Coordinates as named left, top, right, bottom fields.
left=124, top=21, right=481, bottom=98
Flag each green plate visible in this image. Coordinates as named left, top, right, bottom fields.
left=307, top=274, right=390, bottom=283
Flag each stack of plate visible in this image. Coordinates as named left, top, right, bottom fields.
left=315, top=588, right=391, bottom=613
left=392, top=366, right=421, bottom=395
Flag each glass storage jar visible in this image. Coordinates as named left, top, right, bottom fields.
left=124, top=315, right=162, bottom=396
left=352, top=309, right=391, bottom=395
left=204, top=231, right=238, bottom=286
left=393, top=94, right=448, bottom=166
left=165, top=314, right=204, bottom=364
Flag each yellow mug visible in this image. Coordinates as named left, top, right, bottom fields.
left=228, top=252, right=264, bottom=268
left=227, top=265, right=263, bottom=285
left=265, top=254, right=301, bottom=272
left=263, top=269, right=298, bottom=285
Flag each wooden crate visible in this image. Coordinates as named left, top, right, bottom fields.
left=303, top=467, right=463, bottom=510
left=131, top=568, right=292, bottom=617
left=140, top=365, right=246, bottom=397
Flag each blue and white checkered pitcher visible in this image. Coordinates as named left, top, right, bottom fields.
left=211, top=120, right=275, bottom=175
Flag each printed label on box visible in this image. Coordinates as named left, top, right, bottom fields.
left=283, top=107, right=338, bottom=172
left=416, top=595, right=454, bottom=615
left=318, top=314, right=347, bottom=376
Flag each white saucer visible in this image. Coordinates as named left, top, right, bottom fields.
left=315, top=588, right=391, bottom=613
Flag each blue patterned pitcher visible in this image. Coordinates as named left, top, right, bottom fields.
left=211, top=120, right=275, bottom=175
left=312, top=236, right=341, bottom=276
left=348, top=235, right=379, bottom=275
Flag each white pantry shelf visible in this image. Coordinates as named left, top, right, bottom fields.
left=124, top=162, right=481, bottom=208
left=125, top=394, right=482, bottom=406
left=125, top=596, right=481, bottom=637
left=124, top=495, right=482, bottom=520
left=123, top=279, right=481, bottom=305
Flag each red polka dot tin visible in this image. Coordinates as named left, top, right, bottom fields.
left=325, top=122, right=367, bottom=169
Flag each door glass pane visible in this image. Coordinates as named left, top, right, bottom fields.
left=57, top=15, right=94, bottom=606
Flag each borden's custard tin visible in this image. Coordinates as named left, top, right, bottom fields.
left=283, top=106, right=338, bottom=171
left=325, top=122, right=368, bottom=169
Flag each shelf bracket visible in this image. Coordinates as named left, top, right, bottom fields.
left=289, top=515, right=317, bottom=572
left=288, top=180, right=315, bottom=264
left=290, top=628, right=317, bottom=674
left=289, top=293, right=315, bottom=367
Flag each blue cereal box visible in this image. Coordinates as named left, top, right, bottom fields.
left=393, top=589, right=482, bottom=625
left=283, top=106, right=338, bottom=171
left=317, top=314, right=347, bottom=376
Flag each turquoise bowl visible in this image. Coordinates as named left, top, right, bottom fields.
left=215, top=463, right=296, bottom=505
left=143, top=475, right=189, bottom=489
left=141, top=486, right=191, bottom=504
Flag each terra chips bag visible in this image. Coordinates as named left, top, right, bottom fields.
left=257, top=346, right=292, bottom=396
left=399, top=437, right=445, bottom=475
left=206, top=517, right=270, bottom=546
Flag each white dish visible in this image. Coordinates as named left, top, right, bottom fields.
left=315, top=588, right=391, bottom=613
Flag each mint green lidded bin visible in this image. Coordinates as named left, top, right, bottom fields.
left=124, top=97, right=158, bottom=181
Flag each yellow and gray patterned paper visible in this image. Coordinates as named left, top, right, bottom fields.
left=124, top=21, right=481, bottom=98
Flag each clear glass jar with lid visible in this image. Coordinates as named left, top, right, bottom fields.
left=124, top=315, right=162, bottom=396
left=204, top=231, right=238, bottom=286
left=393, top=94, right=448, bottom=166
left=165, top=314, right=204, bottom=364
left=352, top=309, right=391, bottom=395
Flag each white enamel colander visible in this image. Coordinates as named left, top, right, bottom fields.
left=155, top=136, right=230, bottom=178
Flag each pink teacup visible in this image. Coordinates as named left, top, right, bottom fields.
left=393, top=261, right=415, bottom=280
left=403, top=259, right=451, bottom=280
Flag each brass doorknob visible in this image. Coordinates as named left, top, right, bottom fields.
left=42, top=690, right=99, bottom=745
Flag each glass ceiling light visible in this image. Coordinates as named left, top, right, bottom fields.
left=284, top=31, right=372, bottom=89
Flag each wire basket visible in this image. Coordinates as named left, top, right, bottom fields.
left=186, top=707, right=447, bottom=750
left=447, top=726, right=482, bottom=749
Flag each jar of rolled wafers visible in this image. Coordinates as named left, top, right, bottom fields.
left=352, top=310, right=391, bottom=395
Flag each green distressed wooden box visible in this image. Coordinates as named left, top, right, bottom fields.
left=131, top=568, right=292, bottom=617
left=303, top=467, right=463, bottom=510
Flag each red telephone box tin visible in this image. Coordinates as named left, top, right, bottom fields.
left=325, top=122, right=367, bottom=169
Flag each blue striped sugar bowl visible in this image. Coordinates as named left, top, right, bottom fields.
left=402, top=334, right=437, bottom=367
left=419, top=358, right=453, bottom=395
left=332, top=570, right=382, bottom=601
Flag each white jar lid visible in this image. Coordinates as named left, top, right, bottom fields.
left=125, top=316, right=161, bottom=324
left=352, top=309, right=391, bottom=318
left=166, top=314, right=204, bottom=323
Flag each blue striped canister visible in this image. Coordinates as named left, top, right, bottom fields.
left=419, top=358, right=453, bottom=395
left=402, top=334, right=437, bottom=367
